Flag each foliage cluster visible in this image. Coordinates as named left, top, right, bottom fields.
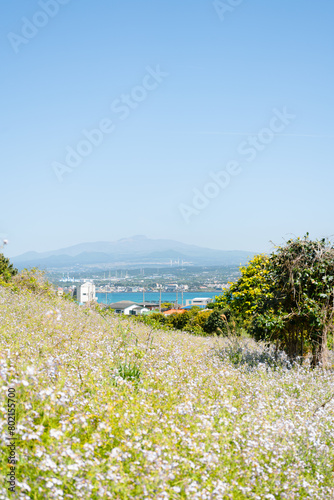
left=213, top=235, right=334, bottom=366
left=136, top=307, right=232, bottom=337
left=12, top=268, right=55, bottom=297
left=0, top=253, right=18, bottom=284
left=0, top=254, right=57, bottom=300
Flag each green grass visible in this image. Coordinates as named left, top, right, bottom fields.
left=0, top=286, right=333, bottom=499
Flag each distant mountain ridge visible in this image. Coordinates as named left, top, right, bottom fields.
left=12, top=235, right=256, bottom=269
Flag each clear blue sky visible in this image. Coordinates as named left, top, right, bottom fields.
left=1, top=0, right=334, bottom=257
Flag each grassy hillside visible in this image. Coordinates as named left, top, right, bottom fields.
left=0, top=286, right=333, bottom=499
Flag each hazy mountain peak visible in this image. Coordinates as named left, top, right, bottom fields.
left=12, top=236, right=255, bottom=269
left=118, top=235, right=147, bottom=242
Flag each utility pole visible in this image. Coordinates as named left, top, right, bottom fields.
left=159, top=288, right=162, bottom=313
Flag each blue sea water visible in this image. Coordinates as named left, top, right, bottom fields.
left=96, top=291, right=223, bottom=305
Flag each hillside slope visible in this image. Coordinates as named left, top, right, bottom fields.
left=0, top=287, right=333, bottom=499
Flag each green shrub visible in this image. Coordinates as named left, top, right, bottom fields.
left=134, top=312, right=170, bottom=331
left=10, top=268, right=55, bottom=297
left=0, top=253, right=18, bottom=283
left=183, top=324, right=206, bottom=336
left=166, top=311, right=191, bottom=330
left=203, top=310, right=228, bottom=335
left=193, top=310, right=211, bottom=329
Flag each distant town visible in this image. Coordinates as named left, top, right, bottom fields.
left=49, top=264, right=240, bottom=295
left=49, top=264, right=240, bottom=314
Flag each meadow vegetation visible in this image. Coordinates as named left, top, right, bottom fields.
left=0, top=264, right=334, bottom=499
left=141, top=236, right=334, bottom=368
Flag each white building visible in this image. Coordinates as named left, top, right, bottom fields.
left=165, top=283, right=179, bottom=291
left=108, top=301, right=149, bottom=316
left=185, top=297, right=212, bottom=307
left=77, top=282, right=96, bottom=304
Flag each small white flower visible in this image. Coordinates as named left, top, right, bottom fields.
left=17, top=482, right=31, bottom=492
left=145, top=451, right=157, bottom=462
left=50, top=429, right=63, bottom=439
left=110, top=447, right=121, bottom=458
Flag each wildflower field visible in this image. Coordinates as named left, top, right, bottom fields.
left=0, top=287, right=333, bottom=499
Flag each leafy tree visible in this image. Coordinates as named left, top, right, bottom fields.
left=167, top=311, right=191, bottom=330
left=147, top=312, right=167, bottom=324
left=203, top=310, right=227, bottom=335
left=193, top=310, right=212, bottom=330
left=264, top=235, right=334, bottom=366
left=213, top=254, right=271, bottom=320
left=0, top=253, right=18, bottom=282
left=215, top=236, right=334, bottom=366
left=161, top=302, right=172, bottom=310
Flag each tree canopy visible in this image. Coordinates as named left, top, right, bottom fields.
left=0, top=253, right=18, bottom=282
left=215, top=235, right=334, bottom=366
